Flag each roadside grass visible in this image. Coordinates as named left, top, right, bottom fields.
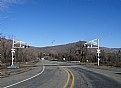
left=0, top=62, right=38, bottom=78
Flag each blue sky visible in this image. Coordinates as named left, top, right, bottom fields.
left=0, top=0, right=121, bottom=48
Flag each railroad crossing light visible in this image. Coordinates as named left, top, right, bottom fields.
left=24, top=45, right=29, bottom=48
left=13, top=55, right=15, bottom=58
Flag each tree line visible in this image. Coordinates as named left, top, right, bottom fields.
left=0, top=34, right=41, bottom=65
left=41, top=41, right=121, bottom=67
left=0, top=34, right=121, bottom=67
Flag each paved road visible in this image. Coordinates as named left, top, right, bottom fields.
left=1, top=60, right=121, bottom=88
left=71, top=67, right=121, bottom=88
left=1, top=60, right=67, bottom=88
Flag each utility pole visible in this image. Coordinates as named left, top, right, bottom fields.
left=11, top=38, right=29, bottom=66
left=84, top=39, right=101, bottom=66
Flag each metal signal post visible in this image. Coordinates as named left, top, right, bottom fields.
left=11, top=38, right=28, bottom=66
left=84, top=39, right=101, bottom=66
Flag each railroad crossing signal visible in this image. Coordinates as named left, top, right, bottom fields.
left=11, top=38, right=29, bottom=66
left=84, top=39, right=101, bottom=66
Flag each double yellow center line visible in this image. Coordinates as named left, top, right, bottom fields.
left=63, top=68, right=74, bottom=88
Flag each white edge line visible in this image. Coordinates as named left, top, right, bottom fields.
left=3, top=60, right=45, bottom=88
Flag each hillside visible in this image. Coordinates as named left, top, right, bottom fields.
left=1, top=37, right=121, bottom=66
left=40, top=41, right=86, bottom=54
left=40, top=41, right=121, bottom=54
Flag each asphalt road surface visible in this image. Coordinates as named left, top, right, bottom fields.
left=1, top=60, right=121, bottom=88
left=71, top=67, right=121, bottom=88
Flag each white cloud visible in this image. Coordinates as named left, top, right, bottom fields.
left=0, top=0, right=25, bottom=10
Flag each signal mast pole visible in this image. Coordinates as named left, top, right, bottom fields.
left=84, top=39, right=101, bottom=66
left=11, top=38, right=28, bottom=66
